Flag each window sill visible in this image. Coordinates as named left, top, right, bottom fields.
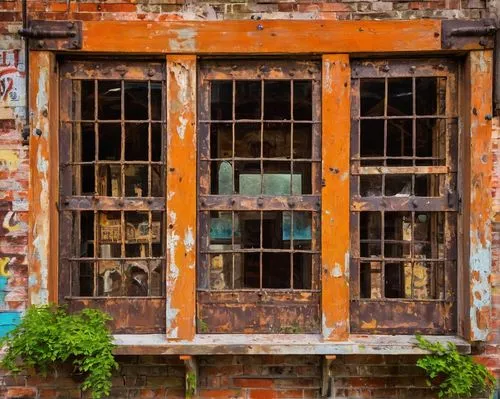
left=112, top=334, right=470, bottom=355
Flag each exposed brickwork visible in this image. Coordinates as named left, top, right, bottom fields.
left=0, top=0, right=499, bottom=397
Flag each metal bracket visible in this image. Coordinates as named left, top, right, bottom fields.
left=442, top=19, right=497, bottom=50
left=19, top=20, right=82, bottom=50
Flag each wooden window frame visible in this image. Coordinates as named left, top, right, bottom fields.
left=26, top=20, right=493, bottom=346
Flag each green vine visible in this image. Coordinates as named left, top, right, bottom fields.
left=186, top=370, right=197, bottom=398
left=415, top=334, right=496, bottom=398
left=0, top=304, right=118, bottom=399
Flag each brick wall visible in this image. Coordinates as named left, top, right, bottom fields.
left=0, top=0, right=499, bottom=398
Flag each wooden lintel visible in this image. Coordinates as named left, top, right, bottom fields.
left=78, top=20, right=442, bottom=54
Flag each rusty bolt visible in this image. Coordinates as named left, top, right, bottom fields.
left=42, top=108, right=48, bottom=118
left=168, top=224, right=174, bottom=229
left=231, top=199, right=236, bottom=205
left=37, top=40, right=45, bottom=49
left=485, top=114, right=493, bottom=121
left=479, top=38, right=488, bottom=47
left=257, top=24, right=264, bottom=31
left=67, top=22, right=74, bottom=29
left=118, top=200, right=124, bottom=207
left=434, top=32, right=440, bottom=37
left=147, top=198, right=153, bottom=204
left=63, top=199, right=70, bottom=206
left=169, top=167, right=175, bottom=172
left=257, top=197, right=264, bottom=207
left=411, top=199, right=418, bottom=209
left=148, top=68, right=155, bottom=77
left=34, top=128, right=42, bottom=137
left=381, top=64, right=390, bottom=73
left=288, top=200, right=296, bottom=208
left=329, top=167, right=339, bottom=174
left=437, top=64, right=445, bottom=71
left=409, top=66, right=416, bottom=73
left=472, top=108, right=478, bottom=116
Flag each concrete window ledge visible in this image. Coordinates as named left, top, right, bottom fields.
left=112, top=334, right=471, bottom=356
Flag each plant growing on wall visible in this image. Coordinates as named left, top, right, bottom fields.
left=415, top=334, right=496, bottom=398
left=0, top=304, right=118, bottom=399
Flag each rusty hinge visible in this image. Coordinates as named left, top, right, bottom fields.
left=19, top=20, right=82, bottom=50
left=441, top=19, right=497, bottom=50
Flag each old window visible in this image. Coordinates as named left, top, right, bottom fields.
left=58, top=61, right=166, bottom=333
left=197, top=60, right=322, bottom=333
left=350, top=59, right=458, bottom=334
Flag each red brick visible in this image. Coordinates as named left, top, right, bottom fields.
left=6, top=387, right=37, bottom=399
left=232, top=378, right=274, bottom=388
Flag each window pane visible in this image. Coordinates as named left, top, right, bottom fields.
left=293, top=80, right=312, bottom=121
left=235, top=123, right=259, bottom=158
left=264, top=81, right=291, bottom=120
left=125, top=123, right=148, bottom=161
left=124, top=81, right=148, bottom=120
left=98, top=123, right=121, bottom=161
left=211, top=81, right=232, bottom=120
left=387, top=78, right=412, bottom=116
left=235, top=81, right=261, bottom=120
left=98, top=80, right=121, bottom=120
left=360, top=79, right=384, bottom=117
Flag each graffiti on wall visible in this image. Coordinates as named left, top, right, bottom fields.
left=0, top=49, right=24, bottom=107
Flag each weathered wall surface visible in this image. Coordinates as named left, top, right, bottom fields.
left=0, top=0, right=499, bottom=397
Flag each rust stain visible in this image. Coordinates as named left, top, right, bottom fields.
left=321, top=54, right=350, bottom=340
left=166, top=55, right=197, bottom=340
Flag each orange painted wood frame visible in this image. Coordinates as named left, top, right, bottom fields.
left=28, top=51, right=59, bottom=305
left=463, top=50, right=493, bottom=342
left=81, top=20, right=441, bottom=54
left=165, top=55, right=197, bottom=340
left=321, top=55, right=350, bottom=340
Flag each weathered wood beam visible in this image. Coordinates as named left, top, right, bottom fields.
left=321, top=54, right=350, bottom=340
left=165, top=55, right=197, bottom=340
left=79, top=20, right=442, bottom=54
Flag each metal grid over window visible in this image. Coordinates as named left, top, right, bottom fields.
left=197, top=60, right=322, bottom=334
left=349, top=59, right=459, bottom=334
left=59, top=61, right=166, bottom=333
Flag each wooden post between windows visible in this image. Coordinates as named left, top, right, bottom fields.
left=321, top=54, right=350, bottom=340
left=166, top=55, right=197, bottom=340
left=462, top=50, right=493, bottom=342
left=28, top=51, right=58, bottom=305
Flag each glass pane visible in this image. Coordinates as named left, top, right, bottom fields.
left=211, top=123, right=232, bottom=159
left=294, top=162, right=312, bottom=195
left=80, top=165, right=95, bottom=195
left=235, top=81, right=261, bottom=120
left=360, top=212, right=381, bottom=257
left=125, top=211, right=149, bottom=256
left=416, top=77, right=446, bottom=116
left=97, top=164, right=121, bottom=196
left=78, top=262, right=95, bottom=296
left=97, top=260, right=121, bottom=296
left=413, top=212, right=445, bottom=259
left=386, top=119, right=412, bottom=162
left=124, top=261, right=149, bottom=296
left=210, top=253, right=233, bottom=290
left=80, top=80, right=95, bottom=120
left=384, top=212, right=411, bottom=258
left=360, top=79, right=384, bottom=117
left=241, top=252, right=260, bottom=288
left=211, top=81, right=232, bottom=120
left=150, top=260, right=163, bottom=296
left=98, top=211, right=122, bottom=253
left=387, top=78, right=412, bottom=116
left=124, top=165, right=148, bottom=197
left=151, top=82, right=163, bottom=121
left=98, top=80, right=121, bottom=120
left=151, top=123, right=162, bottom=162
left=151, top=212, right=164, bottom=256
left=384, top=262, right=406, bottom=298
left=77, top=211, right=94, bottom=258
left=360, top=120, right=384, bottom=160
left=235, top=161, right=260, bottom=195
left=210, top=211, right=233, bottom=248
left=263, top=252, right=290, bottom=288
left=235, top=212, right=261, bottom=249
left=151, top=165, right=163, bottom=197
left=293, top=124, right=312, bottom=159
left=293, top=80, right=312, bottom=121
left=416, top=119, right=445, bottom=165
left=263, top=123, right=290, bottom=158
left=125, top=123, right=148, bottom=161
left=293, top=253, right=312, bottom=289
left=263, top=162, right=292, bottom=195
left=124, top=81, right=148, bottom=120
left=359, top=175, right=382, bottom=197
left=235, top=123, right=260, bottom=158
left=264, top=81, right=291, bottom=120
left=212, top=160, right=233, bottom=195
left=262, top=211, right=289, bottom=249
left=414, top=174, right=443, bottom=197
left=385, top=175, right=412, bottom=197
left=98, top=123, right=121, bottom=161
left=360, top=261, right=383, bottom=299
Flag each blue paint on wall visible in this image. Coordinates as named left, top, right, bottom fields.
left=0, top=275, right=8, bottom=304
left=0, top=311, right=21, bottom=337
